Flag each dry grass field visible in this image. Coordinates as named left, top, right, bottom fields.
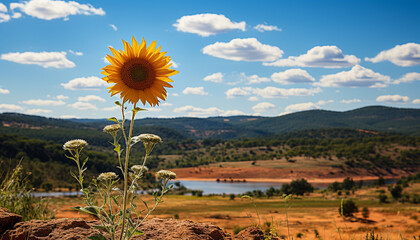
left=53, top=183, right=420, bottom=240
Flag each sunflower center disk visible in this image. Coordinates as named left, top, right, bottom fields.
left=121, top=59, right=155, bottom=90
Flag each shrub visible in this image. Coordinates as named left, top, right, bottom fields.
left=362, top=207, right=369, bottom=219
left=390, top=184, right=403, bottom=200
left=378, top=193, right=388, bottom=203
left=339, top=199, right=358, bottom=217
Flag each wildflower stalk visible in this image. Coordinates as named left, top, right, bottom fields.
left=120, top=102, right=137, bottom=240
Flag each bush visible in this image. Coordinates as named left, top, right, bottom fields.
left=339, top=199, right=358, bottom=217
left=378, top=193, right=388, bottom=203
left=390, top=184, right=403, bottom=200
left=362, top=207, right=369, bottom=219
left=281, top=178, right=314, bottom=196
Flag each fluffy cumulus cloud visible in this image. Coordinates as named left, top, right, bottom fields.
left=10, top=0, right=105, bottom=21
left=173, top=13, right=245, bottom=37
left=376, top=95, right=410, bottom=103
left=316, top=65, right=391, bottom=88
left=271, top=69, right=315, bottom=85
left=26, top=108, right=51, bottom=114
left=365, top=43, right=420, bottom=67
left=413, top=99, right=420, bottom=104
left=0, top=3, right=11, bottom=23
left=341, top=99, right=361, bottom=104
left=285, top=102, right=320, bottom=113
left=264, top=45, right=360, bottom=68
left=252, top=102, right=276, bottom=113
left=254, top=24, right=281, bottom=32
left=173, top=105, right=223, bottom=117
left=102, top=106, right=119, bottom=111
left=69, top=50, right=83, bottom=56
left=222, top=110, right=246, bottom=116
left=78, top=95, right=105, bottom=102
left=202, top=38, right=283, bottom=62
left=240, top=73, right=270, bottom=84
left=56, top=95, right=68, bottom=100
left=203, top=72, right=224, bottom=83
left=0, top=87, right=10, bottom=94
left=225, top=87, right=253, bottom=98
left=225, top=86, right=321, bottom=98
left=0, top=104, right=24, bottom=111
left=61, top=76, right=107, bottom=90
left=169, top=60, right=179, bottom=68
left=1, top=51, right=75, bottom=68
left=182, top=87, right=208, bottom=95
left=69, top=101, right=97, bottom=110
left=22, top=99, right=65, bottom=106
left=252, top=86, right=322, bottom=98
left=248, top=96, right=259, bottom=101
left=393, top=72, right=420, bottom=84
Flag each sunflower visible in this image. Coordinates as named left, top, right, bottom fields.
left=101, top=37, right=178, bottom=106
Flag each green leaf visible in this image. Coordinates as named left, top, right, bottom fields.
left=107, top=117, right=119, bottom=123
left=114, top=144, right=121, bottom=153
left=72, top=206, right=99, bottom=216
left=114, top=101, right=122, bottom=106
left=132, top=229, right=144, bottom=236
left=132, top=107, right=147, bottom=114
left=88, top=234, right=107, bottom=240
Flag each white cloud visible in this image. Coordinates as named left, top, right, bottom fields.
left=393, top=72, right=420, bottom=84
left=376, top=95, right=410, bottom=103
left=102, top=57, right=109, bottom=63
left=254, top=24, right=281, bottom=32
left=145, top=108, right=161, bottom=112
left=0, top=3, right=7, bottom=12
left=252, top=86, right=322, bottom=98
left=341, top=99, right=361, bottom=104
left=316, top=65, right=391, bottom=88
left=240, top=73, right=270, bottom=84
left=182, top=87, right=208, bottom=95
left=0, top=3, right=10, bottom=23
left=1, top=51, right=75, bottom=68
left=109, top=24, right=117, bottom=31
left=0, top=87, right=10, bottom=94
left=202, top=38, right=283, bottom=62
left=161, top=102, right=173, bottom=107
left=10, top=0, right=105, bottom=21
left=0, top=104, right=24, bottom=111
left=56, top=95, right=68, bottom=100
left=171, top=93, right=179, bottom=97
left=169, top=60, right=179, bottom=68
left=69, top=101, right=97, bottom=110
left=26, top=108, right=52, bottom=114
left=365, top=43, right=420, bottom=67
left=102, top=106, right=119, bottom=111
left=22, top=99, right=65, bottom=106
left=225, top=87, right=253, bottom=98
left=252, top=102, right=276, bottom=113
left=69, top=50, right=83, bottom=56
left=221, top=110, right=246, bottom=116
left=174, top=105, right=224, bottom=117
left=173, top=13, right=245, bottom=37
left=0, top=12, right=11, bottom=23
left=285, top=102, right=320, bottom=113
left=264, top=45, right=360, bottom=68
left=203, top=72, right=224, bottom=83
left=59, top=115, right=79, bottom=119
left=317, top=100, right=333, bottom=105
left=78, top=94, right=105, bottom=102
left=248, top=96, right=259, bottom=101
left=413, top=99, right=420, bottom=104
left=61, top=76, right=106, bottom=90
left=271, top=69, right=315, bottom=85
left=225, top=86, right=321, bottom=98
left=12, top=12, right=21, bottom=18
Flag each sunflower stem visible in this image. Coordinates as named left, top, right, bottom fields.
left=120, top=103, right=136, bottom=240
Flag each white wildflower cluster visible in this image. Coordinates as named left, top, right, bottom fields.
left=156, top=170, right=176, bottom=180
left=97, top=172, right=118, bottom=182
left=132, top=134, right=162, bottom=145
left=131, top=165, right=148, bottom=175
left=63, top=139, right=88, bottom=151
left=103, top=124, right=121, bottom=134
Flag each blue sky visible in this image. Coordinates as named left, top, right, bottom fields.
left=0, top=0, right=419, bottom=119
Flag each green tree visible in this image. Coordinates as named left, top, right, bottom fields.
left=339, top=199, right=358, bottom=217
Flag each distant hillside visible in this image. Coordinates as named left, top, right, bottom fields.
left=1, top=106, right=419, bottom=143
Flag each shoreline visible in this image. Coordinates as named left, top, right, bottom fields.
left=176, top=176, right=400, bottom=184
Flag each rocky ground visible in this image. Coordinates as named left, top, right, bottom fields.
left=0, top=207, right=269, bottom=240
